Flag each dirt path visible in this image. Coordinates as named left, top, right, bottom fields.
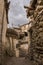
left=3, top=57, right=34, bottom=65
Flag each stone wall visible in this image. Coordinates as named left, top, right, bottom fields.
left=0, top=0, right=8, bottom=64
left=30, top=0, right=43, bottom=65
left=25, top=0, right=43, bottom=65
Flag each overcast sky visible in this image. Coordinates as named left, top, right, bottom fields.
left=8, top=0, right=31, bottom=27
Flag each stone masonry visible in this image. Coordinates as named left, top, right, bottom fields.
left=24, top=0, right=43, bottom=65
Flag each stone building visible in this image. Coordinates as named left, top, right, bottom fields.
left=19, top=23, right=31, bottom=47
left=8, top=25, right=31, bottom=57
left=16, top=23, right=32, bottom=57
left=6, top=28, right=20, bottom=57
left=24, top=0, right=43, bottom=65
left=6, top=26, right=29, bottom=57
left=0, top=0, right=10, bottom=64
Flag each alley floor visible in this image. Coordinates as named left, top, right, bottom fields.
left=3, top=56, right=34, bottom=65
